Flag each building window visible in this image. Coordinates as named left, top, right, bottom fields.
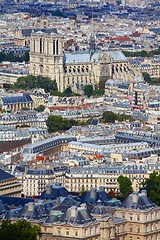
left=53, top=40, right=55, bottom=55
left=56, top=40, right=59, bottom=55
left=130, top=225, right=132, bottom=232
left=57, top=228, right=60, bottom=235
left=129, top=214, right=132, bottom=220
left=137, top=215, right=140, bottom=221
left=66, top=230, right=69, bottom=236
left=75, top=231, right=78, bottom=236
left=137, top=226, right=140, bottom=233
left=40, top=38, right=43, bottom=54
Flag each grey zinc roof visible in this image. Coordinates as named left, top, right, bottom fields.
left=22, top=28, right=57, bottom=37
left=0, top=169, right=15, bottom=182
left=64, top=50, right=127, bottom=64
left=2, top=93, right=33, bottom=105
left=91, top=205, right=108, bottom=215
left=122, top=191, right=156, bottom=210
left=5, top=202, right=49, bottom=220
left=59, top=205, right=96, bottom=225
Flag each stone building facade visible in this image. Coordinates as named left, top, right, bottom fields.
left=29, top=31, right=140, bottom=92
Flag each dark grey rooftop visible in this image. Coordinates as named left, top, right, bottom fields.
left=0, top=169, right=15, bottom=182
left=122, top=190, right=156, bottom=210
left=2, top=93, right=33, bottom=105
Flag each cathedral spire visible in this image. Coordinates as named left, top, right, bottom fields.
left=89, top=11, right=96, bottom=60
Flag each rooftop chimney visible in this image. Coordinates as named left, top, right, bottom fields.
left=46, top=184, right=52, bottom=194
left=90, top=188, right=96, bottom=199
left=132, top=192, right=139, bottom=202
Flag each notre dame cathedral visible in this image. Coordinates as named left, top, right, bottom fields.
left=29, top=30, right=140, bottom=92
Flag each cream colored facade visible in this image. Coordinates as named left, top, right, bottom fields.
left=64, top=170, right=148, bottom=193
left=0, top=177, right=21, bottom=197
left=29, top=31, right=140, bottom=93
left=41, top=206, right=126, bottom=240
left=116, top=205, right=160, bottom=240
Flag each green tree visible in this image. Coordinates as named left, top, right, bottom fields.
left=142, top=72, right=151, bottom=83
left=35, top=105, right=45, bottom=112
left=102, top=111, right=133, bottom=123
left=117, top=175, right=133, bottom=200
left=0, top=220, right=41, bottom=240
left=63, top=86, right=72, bottom=96
left=102, top=111, right=118, bottom=123
left=84, top=85, right=93, bottom=97
left=141, top=171, right=160, bottom=206
left=46, top=115, right=88, bottom=133
left=13, top=75, right=58, bottom=93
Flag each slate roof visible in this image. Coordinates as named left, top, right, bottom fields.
left=0, top=195, right=34, bottom=207
left=2, top=93, right=33, bottom=105
left=81, top=188, right=111, bottom=205
left=91, top=205, right=108, bottom=215
left=22, top=28, right=57, bottom=37
left=122, top=191, right=156, bottom=210
left=64, top=50, right=127, bottom=64
left=40, top=184, right=69, bottom=200
left=5, top=202, right=49, bottom=220
left=51, top=205, right=96, bottom=225
left=0, top=200, right=9, bottom=214
left=0, top=169, right=15, bottom=182
left=59, top=196, right=81, bottom=207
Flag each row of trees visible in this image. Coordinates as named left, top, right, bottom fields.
left=0, top=51, right=29, bottom=63
left=102, top=111, right=133, bottom=123
left=12, top=75, right=106, bottom=97
left=123, top=46, right=160, bottom=58
left=13, top=75, right=58, bottom=93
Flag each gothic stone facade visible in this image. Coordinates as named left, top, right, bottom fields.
left=29, top=31, right=136, bottom=92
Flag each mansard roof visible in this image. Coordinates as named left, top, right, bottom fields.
left=5, top=202, right=49, bottom=220
left=81, top=187, right=111, bottom=205
left=40, top=183, right=69, bottom=200
left=122, top=191, right=156, bottom=210
left=1, top=93, right=33, bottom=105
left=91, top=205, right=108, bottom=215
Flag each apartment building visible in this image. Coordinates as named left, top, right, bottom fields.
left=0, top=169, right=21, bottom=197
left=65, top=165, right=148, bottom=193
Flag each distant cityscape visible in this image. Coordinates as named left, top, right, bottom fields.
left=0, top=0, right=160, bottom=239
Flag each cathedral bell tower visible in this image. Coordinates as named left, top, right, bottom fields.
left=29, top=31, right=64, bottom=92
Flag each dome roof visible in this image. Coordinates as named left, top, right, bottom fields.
left=91, top=205, right=108, bottom=215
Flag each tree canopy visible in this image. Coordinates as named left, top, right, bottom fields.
left=35, top=105, right=45, bottom=112
left=141, top=171, right=160, bottom=206
left=102, top=111, right=133, bottom=123
left=0, top=220, right=41, bottom=240
left=84, top=85, right=93, bottom=97
left=13, top=75, right=58, bottom=93
left=46, top=115, right=77, bottom=133
left=123, top=46, right=160, bottom=58
left=117, top=175, right=133, bottom=200
left=46, top=115, right=88, bottom=133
